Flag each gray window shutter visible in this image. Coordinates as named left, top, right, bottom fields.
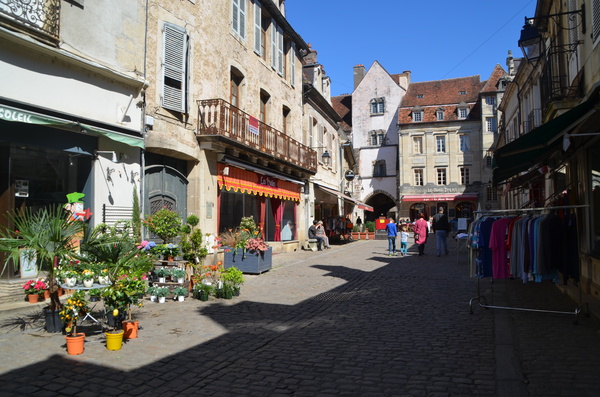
left=254, top=2, right=262, bottom=55
left=277, top=26, right=284, bottom=75
left=162, top=23, right=187, bottom=112
left=290, top=43, right=296, bottom=87
left=271, top=19, right=277, bottom=69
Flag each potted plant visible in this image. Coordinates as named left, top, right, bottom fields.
left=88, top=288, right=102, bottom=302
left=365, top=221, right=376, bottom=239
left=222, top=266, right=244, bottom=296
left=147, top=286, right=157, bottom=302
left=221, top=216, right=272, bottom=274
left=180, top=214, right=208, bottom=267
left=171, top=268, right=186, bottom=283
left=155, top=268, right=170, bottom=283
left=155, top=287, right=169, bottom=303
left=22, top=279, right=46, bottom=303
left=173, top=286, right=188, bottom=302
left=81, top=269, right=95, bottom=288
left=0, top=204, right=86, bottom=333
left=59, top=291, right=89, bottom=355
left=143, top=208, right=182, bottom=244
left=193, top=283, right=213, bottom=301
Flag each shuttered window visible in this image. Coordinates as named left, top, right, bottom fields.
left=271, top=19, right=277, bottom=69
left=290, top=43, right=296, bottom=87
left=254, top=2, right=262, bottom=55
left=232, top=0, right=246, bottom=39
left=162, top=23, right=188, bottom=113
left=277, top=26, right=284, bottom=75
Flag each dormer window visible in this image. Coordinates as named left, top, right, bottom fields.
left=459, top=90, right=466, bottom=95
left=457, top=102, right=469, bottom=119
left=411, top=105, right=423, bottom=122
left=417, top=94, right=424, bottom=99
left=436, top=108, right=444, bottom=121
left=370, top=97, right=385, bottom=115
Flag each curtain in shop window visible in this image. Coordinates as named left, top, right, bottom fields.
left=258, top=197, right=266, bottom=239
left=271, top=199, right=285, bottom=241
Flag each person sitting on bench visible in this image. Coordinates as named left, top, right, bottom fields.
left=308, top=220, right=324, bottom=251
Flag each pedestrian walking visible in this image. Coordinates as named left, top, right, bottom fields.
left=385, top=217, right=398, bottom=256
left=400, top=225, right=409, bottom=256
left=432, top=207, right=450, bottom=256
left=414, top=213, right=428, bottom=256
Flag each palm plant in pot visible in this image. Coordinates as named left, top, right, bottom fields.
left=0, top=204, right=86, bottom=333
left=59, top=291, right=89, bottom=355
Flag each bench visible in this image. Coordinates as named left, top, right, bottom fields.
left=304, top=239, right=319, bottom=252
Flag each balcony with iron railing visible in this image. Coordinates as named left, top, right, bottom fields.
left=0, top=0, right=60, bottom=41
left=197, top=98, right=317, bottom=173
left=522, top=108, right=542, bottom=134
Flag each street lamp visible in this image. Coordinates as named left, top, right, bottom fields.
left=321, top=150, right=331, bottom=166
left=518, top=5, right=585, bottom=63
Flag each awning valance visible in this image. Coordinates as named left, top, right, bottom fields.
left=218, top=163, right=301, bottom=201
left=493, top=91, right=599, bottom=184
left=402, top=193, right=478, bottom=202
left=315, top=184, right=357, bottom=203
left=357, top=203, right=374, bottom=212
left=0, top=103, right=145, bottom=148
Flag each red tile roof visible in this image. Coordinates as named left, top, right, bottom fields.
left=331, top=94, right=352, bottom=131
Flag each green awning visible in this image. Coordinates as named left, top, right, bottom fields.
left=493, top=94, right=599, bottom=184
left=0, top=104, right=144, bottom=149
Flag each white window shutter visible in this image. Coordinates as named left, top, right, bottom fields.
left=271, top=19, right=277, bottom=69
left=277, top=26, right=284, bottom=75
left=239, top=0, right=246, bottom=39
left=162, top=23, right=187, bottom=112
left=254, top=2, right=262, bottom=55
left=290, top=43, right=296, bottom=87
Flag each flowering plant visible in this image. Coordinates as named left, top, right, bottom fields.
left=81, top=269, right=95, bottom=281
left=22, top=279, right=47, bottom=295
left=245, top=237, right=268, bottom=253
left=59, top=291, right=89, bottom=335
left=143, top=208, right=182, bottom=243
left=138, top=240, right=156, bottom=251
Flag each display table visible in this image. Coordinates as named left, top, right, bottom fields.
left=59, top=283, right=110, bottom=325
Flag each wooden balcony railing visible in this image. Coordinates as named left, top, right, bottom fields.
left=197, top=98, right=317, bottom=173
left=0, top=0, right=60, bottom=40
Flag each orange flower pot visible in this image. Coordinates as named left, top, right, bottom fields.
left=122, top=321, right=139, bottom=339
left=27, top=294, right=39, bottom=304
left=65, top=333, right=85, bottom=355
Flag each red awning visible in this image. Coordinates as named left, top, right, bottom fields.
left=401, top=193, right=478, bottom=202
left=357, top=203, right=374, bottom=212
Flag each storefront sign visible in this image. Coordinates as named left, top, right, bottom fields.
left=426, top=187, right=461, bottom=193
left=258, top=175, right=278, bottom=188
left=0, top=106, right=34, bottom=123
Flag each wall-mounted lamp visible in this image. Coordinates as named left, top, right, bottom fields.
left=321, top=150, right=331, bottom=166
left=221, top=166, right=230, bottom=176
left=94, top=150, right=118, bottom=163
left=518, top=5, right=585, bottom=63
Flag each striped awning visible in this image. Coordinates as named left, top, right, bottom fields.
left=218, top=163, right=301, bottom=201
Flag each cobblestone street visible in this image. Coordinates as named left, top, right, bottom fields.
left=1, top=239, right=599, bottom=396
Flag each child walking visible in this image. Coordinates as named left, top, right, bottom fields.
left=400, top=225, right=409, bottom=256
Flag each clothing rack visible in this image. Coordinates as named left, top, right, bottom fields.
left=468, top=204, right=588, bottom=323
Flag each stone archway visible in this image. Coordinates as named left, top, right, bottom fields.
left=362, top=190, right=397, bottom=222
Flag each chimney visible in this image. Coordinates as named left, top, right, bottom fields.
left=506, top=50, right=515, bottom=76
left=354, top=64, right=366, bottom=89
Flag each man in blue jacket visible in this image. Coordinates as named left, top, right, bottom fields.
left=386, top=217, right=398, bottom=256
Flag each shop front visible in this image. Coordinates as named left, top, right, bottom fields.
left=401, top=193, right=478, bottom=222
left=217, top=163, right=301, bottom=242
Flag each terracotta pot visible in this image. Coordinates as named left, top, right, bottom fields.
left=43, top=290, right=50, bottom=299
left=65, top=333, right=85, bottom=355
left=122, top=321, right=139, bottom=339
left=27, top=294, right=39, bottom=304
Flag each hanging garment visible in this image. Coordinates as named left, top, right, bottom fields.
left=488, top=217, right=511, bottom=279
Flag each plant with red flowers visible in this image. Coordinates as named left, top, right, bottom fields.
left=22, top=279, right=47, bottom=295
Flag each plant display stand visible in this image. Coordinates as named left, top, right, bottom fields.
left=223, top=247, right=272, bottom=274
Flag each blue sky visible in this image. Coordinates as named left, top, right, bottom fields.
left=286, top=0, right=537, bottom=96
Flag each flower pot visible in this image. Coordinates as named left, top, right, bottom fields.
left=105, top=330, right=124, bottom=351
left=27, top=294, right=39, bottom=304
left=158, top=277, right=166, bottom=283
left=65, top=277, right=77, bottom=287
left=65, top=333, right=85, bottom=355
left=223, top=247, right=273, bottom=274
left=150, top=295, right=156, bottom=302
left=43, top=290, right=50, bottom=299
left=43, top=307, right=64, bottom=333
left=106, top=310, right=127, bottom=328
left=122, top=321, right=139, bottom=339
left=83, top=279, right=93, bottom=288
left=158, top=296, right=166, bottom=303
left=177, top=277, right=185, bottom=284
left=197, top=290, right=209, bottom=301
left=177, top=295, right=185, bottom=302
